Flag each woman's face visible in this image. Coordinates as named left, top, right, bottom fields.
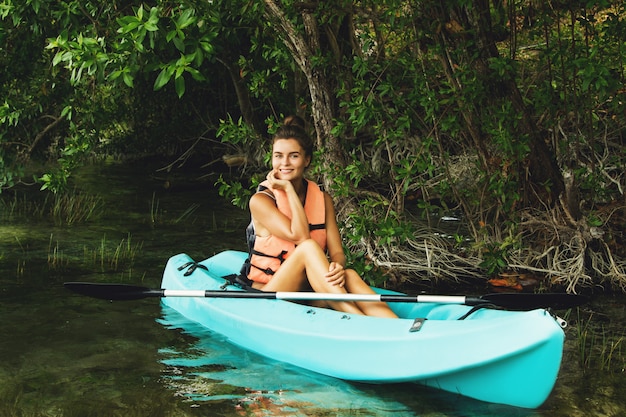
left=272, top=138, right=311, bottom=181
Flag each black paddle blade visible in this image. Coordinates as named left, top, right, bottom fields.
left=481, top=292, right=588, bottom=310
left=64, top=282, right=161, bottom=301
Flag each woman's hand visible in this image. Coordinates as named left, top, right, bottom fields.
left=266, top=170, right=292, bottom=191
left=325, top=262, right=346, bottom=287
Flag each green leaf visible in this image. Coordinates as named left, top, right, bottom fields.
left=117, top=16, right=142, bottom=33
left=175, top=65, right=185, bottom=79
left=60, top=106, right=72, bottom=118
left=108, top=69, right=122, bottom=81
left=52, top=51, right=65, bottom=66
left=144, top=21, right=159, bottom=32
left=172, top=36, right=185, bottom=52
left=175, top=75, right=185, bottom=98
left=153, top=67, right=174, bottom=91
left=166, top=30, right=177, bottom=42
left=176, top=9, right=196, bottom=30
left=123, top=72, right=134, bottom=88
left=144, top=7, right=160, bottom=31
left=186, top=67, right=205, bottom=81
left=199, top=40, right=213, bottom=55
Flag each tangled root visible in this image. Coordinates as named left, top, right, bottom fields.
left=511, top=204, right=626, bottom=293
left=347, top=201, right=626, bottom=293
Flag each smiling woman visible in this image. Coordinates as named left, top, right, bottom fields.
left=241, top=116, right=397, bottom=318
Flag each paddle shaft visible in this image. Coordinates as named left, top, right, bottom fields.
left=157, top=289, right=473, bottom=304
left=63, top=282, right=587, bottom=310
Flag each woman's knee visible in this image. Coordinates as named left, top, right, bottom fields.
left=293, top=238, right=324, bottom=255
left=345, top=269, right=361, bottom=283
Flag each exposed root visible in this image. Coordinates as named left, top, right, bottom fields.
left=511, top=201, right=626, bottom=293
left=346, top=224, right=484, bottom=284
left=346, top=198, right=626, bottom=293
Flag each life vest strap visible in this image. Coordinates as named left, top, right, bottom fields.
left=251, top=249, right=288, bottom=263
left=250, top=263, right=276, bottom=276
left=246, top=249, right=288, bottom=278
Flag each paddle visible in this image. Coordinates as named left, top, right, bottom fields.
left=63, top=282, right=587, bottom=311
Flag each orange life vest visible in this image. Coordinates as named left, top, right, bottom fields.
left=246, top=179, right=327, bottom=284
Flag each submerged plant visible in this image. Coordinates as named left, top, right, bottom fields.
left=87, top=233, right=143, bottom=272
left=48, top=234, right=69, bottom=271
left=574, top=309, right=625, bottom=373
left=50, top=190, right=103, bottom=225
left=149, top=192, right=161, bottom=225
left=0, top=189, right=103, bottom=224
left=48, top=233, right=143, bottom=274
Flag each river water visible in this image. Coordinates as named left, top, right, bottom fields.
left=0, top=160, right=624, bottom=417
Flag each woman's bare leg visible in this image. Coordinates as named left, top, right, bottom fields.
left=343, top=270, right=398, bottom=318
left=260, top=239, right=366, bottom=315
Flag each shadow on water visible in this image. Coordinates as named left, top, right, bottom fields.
left=0, top=159, right=624, bottom=416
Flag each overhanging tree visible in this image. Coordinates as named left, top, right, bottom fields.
left=3, top=0, right=626, bottom=291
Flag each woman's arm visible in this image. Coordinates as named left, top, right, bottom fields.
left=249, top=172, right=310, bottom=244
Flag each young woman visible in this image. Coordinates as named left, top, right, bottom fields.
left=244, top=116, right=398, bottom=318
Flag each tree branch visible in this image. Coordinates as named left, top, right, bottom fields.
left=25, top=115, right=65, bottom=159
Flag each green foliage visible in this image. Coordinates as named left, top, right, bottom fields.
left=345, top=249, right=388, bottom=287
left=1, top=0, right=261, bottom=193
left=3, top=0, right=626, bottom=290
left=216, top=176, right=254, bottom=210
left=48, top=4, right=213, bottom=97
left=477, top=232, right=521, bottom=277
left=479, top=242, right=510, bottom=276
left=343, top=194, right=415, bottom=248
left=214, top=115, right=268, bottom=209
left=587, top=213, right=603, bottom=228
left=216, top=115, right=263, bottom=148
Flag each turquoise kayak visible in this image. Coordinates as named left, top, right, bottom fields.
left=160, top=250, right=565, bottom=409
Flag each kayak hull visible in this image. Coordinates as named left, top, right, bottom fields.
left=161, top=250, right=565, bottom=409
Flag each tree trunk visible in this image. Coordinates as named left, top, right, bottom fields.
left=217, top=58, right=265, bottom=136
left=262, top=0, right=347, bottom=195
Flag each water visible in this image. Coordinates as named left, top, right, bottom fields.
left=0, top=160, right=624, bottom=416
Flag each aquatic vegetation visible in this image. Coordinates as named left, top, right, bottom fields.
left=47, top=234, right=68, bottom=271
left=50, top=190, right=103, bottom=225
left=149, top=194, right=204, bottom=227
left=0, top=189, right=102, bottom=225
left=601, top=335, right=624, bottom=372
left=88, top=233, right=143, bottom=273
left=0, top=192, right=47, bottom=220
left=149, top=192, right=161, bottom=225
left=47, top=233, right=143, bottom=275
left=174, top=203, right=200, bottom=224
left=573, top=308, right=625, bottom=373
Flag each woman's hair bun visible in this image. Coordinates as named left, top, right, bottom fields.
left=273, top=114, right=313, bottom=157
left=283, top=115, right=306, bottom=130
